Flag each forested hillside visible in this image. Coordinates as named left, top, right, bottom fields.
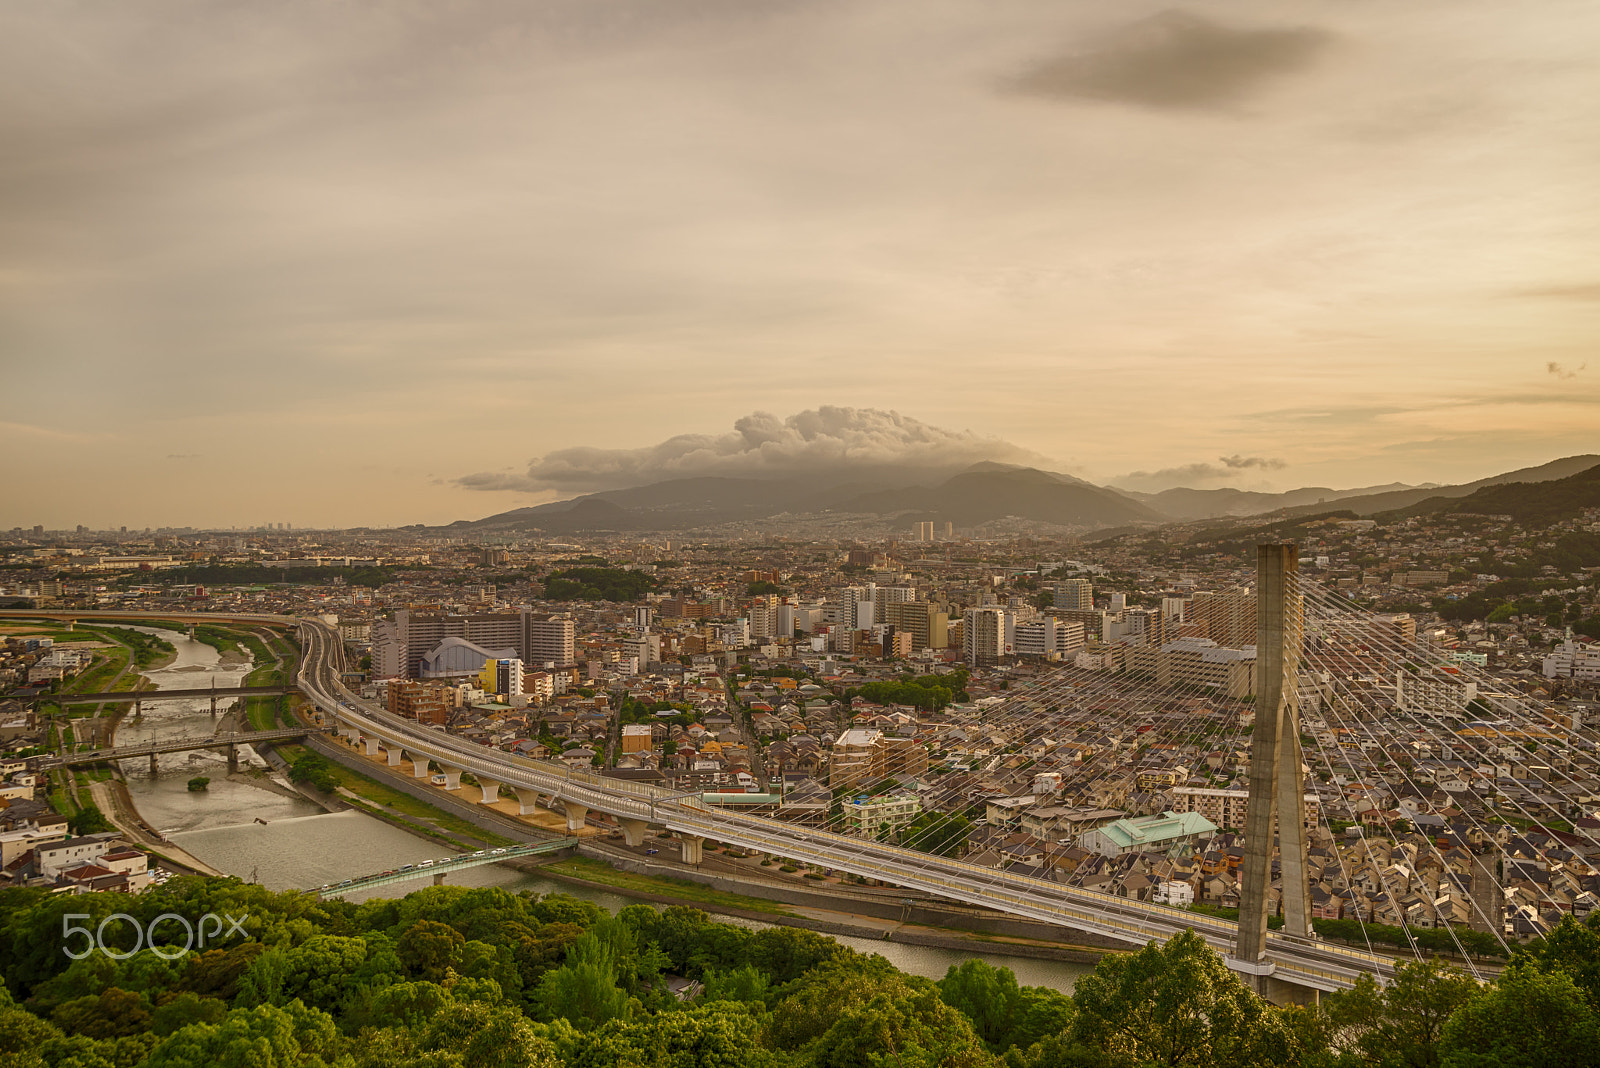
left=1, top=878, right=1597, bottom=1067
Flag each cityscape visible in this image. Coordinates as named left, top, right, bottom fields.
left=3, top=3, right=1599, bottom=1067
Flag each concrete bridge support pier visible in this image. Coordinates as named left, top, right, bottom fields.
left=513, top=787, right=543, bottom=815
left=386, top=745, right=404, bottom=766
left=680, top=835, right=704, bottom=865
left=437, top=767, right=463, bottom=790
left=410, top=755, right=432, bottom=778
left=1234, top=543, right=1311, bottom=996
left=149, top=753, right=158, bottom=776
left=226, top=745, right=238, bottom=773
left=432, top=872, right=446, bottom=886
left=474, top=778, right=503, bottom=805
left=362, top=736, right=380, bottom=757
left=618, top=818, right=648, bottom=847
left=560, top=800, right=588, bottom=833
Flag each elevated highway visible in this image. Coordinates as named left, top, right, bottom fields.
left=291, top=616, right=1390, bottom=995
left=13, top=609, right=1398, bottom=994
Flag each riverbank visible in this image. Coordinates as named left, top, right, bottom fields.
left=88, top=779, right=224, bottom=876
left=519, top=851, right=1109, bottom=965
left=297, top=715, right=1125, bottom=962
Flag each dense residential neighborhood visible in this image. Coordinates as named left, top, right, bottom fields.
left=4, top=475, right=1598, bottom=948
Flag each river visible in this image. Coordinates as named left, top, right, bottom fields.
left=115, top=629, right=1093, bottom=991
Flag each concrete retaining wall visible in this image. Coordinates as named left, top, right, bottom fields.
left=579, top=842, right=1130, bottom=951
left=304, top=734, right=540, bottom=845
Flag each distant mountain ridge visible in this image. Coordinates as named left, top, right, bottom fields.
left=1271, top=455, right=1600, bottom=519
left=444, top=454, right=1600, bottom=533
left=1118, top=481, right=1435, bottom=521
left=1385, top=461, right=1600, bottom=524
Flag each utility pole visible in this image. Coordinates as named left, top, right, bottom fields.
left=1234, top=544, right=1312, bottom=985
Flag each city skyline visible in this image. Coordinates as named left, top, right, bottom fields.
left=4, top=1, right=1599, bottom=529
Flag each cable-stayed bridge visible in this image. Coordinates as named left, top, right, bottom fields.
left=10, top=560, right=1580, bottom=1000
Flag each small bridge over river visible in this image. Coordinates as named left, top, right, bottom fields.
left=27, top=683, right=297, bottom=713
left=40, top=726, right=331, bottom=773
left=315, top=839, right=578, bottom=898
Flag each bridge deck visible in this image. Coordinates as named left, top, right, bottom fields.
left=316, top=840, right=577, bottom=897
left=43, top=727, right=329, bottom=767
left=13, top=610, right=1406, bottom=993
left=33, top=685, right=295, bottom=704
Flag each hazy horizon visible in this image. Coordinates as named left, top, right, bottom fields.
left=4, top=2, right=1599, bottom=529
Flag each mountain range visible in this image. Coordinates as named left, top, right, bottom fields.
left=445, top=454, right=1600, bottom=534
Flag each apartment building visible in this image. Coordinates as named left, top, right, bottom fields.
left=882, top=600, right=949, bottom=651
left=372, top=609, right=574, bottom=679
left=1168, top=786, right=1321, bottom=834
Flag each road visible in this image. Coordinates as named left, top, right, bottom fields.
left=0, top=607, right=1400, bottom=993
left=290, top=615, right=1391, bottom=994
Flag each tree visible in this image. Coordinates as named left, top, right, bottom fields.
left=805, top=985, right=991, bottom=1068
left=701, top=965, right=770, bottom=1006
left=1010, top=986, right=1077, bottom=1052
left=1069, top=930, right=1322, bottom=1067
left=532, top=936, right=632, bottom=1030
left=564, top=1002, right=769, bottom=1068
left=903, top=812, right=972, bottom=858
left=144, top=1001, right=343, bottom=1068
left=938, top=959, right=1023, bottom=1051
left=408, top=1001, right=561, bottom=1068
left=1439, top=963, right=1600, bottom=1068
left=1324, top=960, right=1481, bottom=1068
left=398, top=920, right=466, bottom=982
left=151, top=993, right=229, bottom=1037
left=49, top=987, right=152, bottom=1039
left=0, top=1000, right=60, bottom=1066
left=1513, top=915, right=1600, bottom=1007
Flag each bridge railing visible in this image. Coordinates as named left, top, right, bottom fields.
left=299, top=623, right=1394, bottom=980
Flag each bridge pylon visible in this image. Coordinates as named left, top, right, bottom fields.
left=1233, top=544, right=1312, bottom=993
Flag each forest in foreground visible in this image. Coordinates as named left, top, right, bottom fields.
left=1, top=878, right=1598, bottom=1067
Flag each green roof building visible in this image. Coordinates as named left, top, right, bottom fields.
left=1079, top=810, right=1217, bottom=858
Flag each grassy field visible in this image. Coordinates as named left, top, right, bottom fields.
left=537, top=854, right=792, bottom=915
left=239, top=629, right=288, bottom=730
left=275, top=742, right=517, bottom=848
left=65, top=645, right=131, bottom=694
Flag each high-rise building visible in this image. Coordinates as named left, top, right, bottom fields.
left=1053, top=578, right=1094, bottom=611
left=776, top=603, right=797, bottom=638
left=372, top=610, right=574, bottom=679
left=747, top=601, right=773, bottom=640
left=478, top=657, right=524, bottom=697
left=1186, top=588, right=1256, bottom=648
left=883, top=601, right=949, bottom=651
left=963, top=607, right=1004, bottom=667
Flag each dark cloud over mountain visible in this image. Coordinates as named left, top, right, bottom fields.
left=458, top=407, right=1053, bottom=494
left=1112, top=455, right=1286, bottom=492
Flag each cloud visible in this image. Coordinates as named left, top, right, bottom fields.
left=1547, top=362, right=1588, bottom=380
left=1112, top=454, right=1286, bottom=492
left=1007, top=10, right=1333, bottom=110
left=457, top=407, right=1051, bottom=493
left=1517, top=284, right=1600, bottom=301
left=1219, top=454, right=1285, bottom=470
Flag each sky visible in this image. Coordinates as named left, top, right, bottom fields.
left=3, top=0, right=1598, bottom=530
